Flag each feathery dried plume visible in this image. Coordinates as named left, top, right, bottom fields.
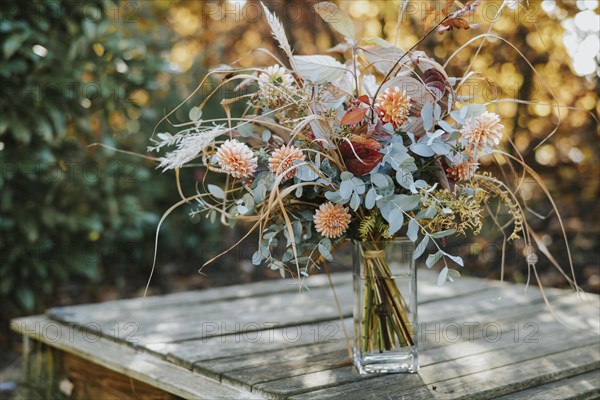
left=261, top=2, right=295, bottom=68
left=156, top=127, right=224, bottom=171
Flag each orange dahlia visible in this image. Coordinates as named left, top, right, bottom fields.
left=446, top=157, right=478, bottom=181
left=215, top=139, right=257, bottom=179
left=314, top=202, right=351, bottom=239
left=268, top=145, right=305, bottom=180
left=375, top=87, right=411, bottom=129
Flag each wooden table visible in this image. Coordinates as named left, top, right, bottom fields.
left=11, top=270, right=600, bottom=399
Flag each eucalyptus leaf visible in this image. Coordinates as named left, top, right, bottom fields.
left=421, top=103, right=434, bottom=132
left=410, top=143, right=435, bottom=157
left=349, top=191, right=361, bottom=210
left=387, top=209, right=404, bottom=235
left=426, top=251, right=443, bottom=268
left=413, top=236, right=429, bottom=260
left=339, top=180, right=353, bottom=200
left=365, top=187, right=377, bottom=210
left=370, top=173, right=389, bottom=188
left=252, top=251, right=263, bottom=265
left=207, top=184, right=225, bottom=199
left=437, top=266, right=449, bottom=286
left=261, top=130, right=271, bottom=142
left=189, top=107, right=202, bottom=122
left=445, top=253, right=464, bottom=267
left=407, top=219, right=419, bottom=243
left=431, top=229, right=456, bottom=238
left=438, top=120, right=456, bottom=132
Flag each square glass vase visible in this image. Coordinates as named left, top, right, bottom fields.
left=352, top=239, right=419, bottom=374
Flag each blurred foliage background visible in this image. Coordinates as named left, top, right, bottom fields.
left=0, top=0, right=598, bottom=338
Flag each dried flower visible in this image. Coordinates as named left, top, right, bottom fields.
left=258, top=64, right=294, bottom=105
left=215, top=139, right=257, bottom=179
left=268, top=145, right=305, bottom=180
left=446, top=157, right=478, bottom=181
left=375, top=87, right=411, bottom=129
left=314, top=202, right=351, bottom=238
left=461, top=112, right=504, bottom=153
left=339, top=135, right=384, bottom=176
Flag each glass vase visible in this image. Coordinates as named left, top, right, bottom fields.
left=352, top=239, right=419, bottom=374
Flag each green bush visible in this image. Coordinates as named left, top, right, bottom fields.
left=0, top=0, right=216, bottom=320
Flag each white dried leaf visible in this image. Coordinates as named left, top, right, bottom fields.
left=293, top=55, right=347, bottom=83
left=361, top=46, right=410, bottom=76
left=314, top=2, right=355, bottom=41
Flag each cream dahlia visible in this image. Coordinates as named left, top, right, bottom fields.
left=314, top=202, right=351, bottom=239
left=268, top=145, right=305, bottom=180
left=375, top=87, right=411, bottom=129
left=460, top=111, right=504, bottom=152
left=215, top=139, right=257, bottom=179
left=258, top=64, right=294, bottom=105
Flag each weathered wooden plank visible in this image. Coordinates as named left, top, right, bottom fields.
left=252, top=365, right=373, bottom=400
left=47, top=282, right=353, bottom=345
left=418, top=330, right=600, bottom=384
left=165, top=319, right=354, bottom=370
left=493, top=370, right=600, bottom=400
left=44, top=271, right=503, bottom=352
left=49, top=272, right=353, bottom=314
left=11, top=316, right=263, bottom=400
left=143, top=283, right=573, bottom=368
left=45, top=269, right=493, bottom=343
left=61, top=351, right=178, bottom=400
left=252, top=294, right=599, bottom=399
left=219, top=311, right=597, bottom=393
left=221, top=349, right=352, bottom=391
left=289, top=343, right=600, bottom=399
left=139, top=288, right=576, bottom=373
left=194, top=339, right=350, bottom=378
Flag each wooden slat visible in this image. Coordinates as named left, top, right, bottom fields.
left=49, top=272, right=353, bottom=315
left=221, top=318, right=598, bottom=394
left=48, top=281, right=354, bottom=345
left=221, top=349, right=352, bottom=391
left=288, top=344, right=600, bottom=399
left=46, top=270, right=494, bottom=345
left=249, top=293, right=600, bottom=398
left=11, top=316, right=263, bottom=400
left=142, top=283, right=572, bottom=370
left=61, top=351, right=178, bottom=400
left=493, top=370, right=600, bottom=400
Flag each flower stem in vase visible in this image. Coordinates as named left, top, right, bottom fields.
left=361, top=246, right=414, bottom=354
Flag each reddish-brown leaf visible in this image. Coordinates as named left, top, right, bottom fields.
left=357, top=95, right=371, bottom=106
left=341, top=107, right=368, bottom=126
left=339, top=135, right=384, bottom=176
left=439, top=17, right=471, bottom=33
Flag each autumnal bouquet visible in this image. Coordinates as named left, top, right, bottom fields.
left=149, top=1, right=574, bottom=373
